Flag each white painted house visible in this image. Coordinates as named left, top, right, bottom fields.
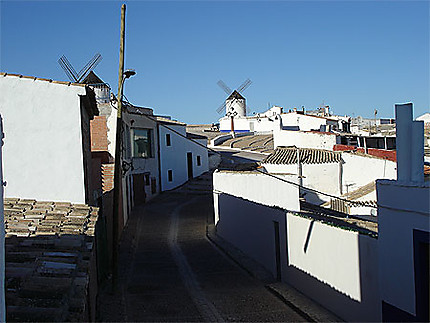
left=213, top=168, right=380, bottom=321
left=157, top=117, right=208, bottom=191
left=0, top=73, right=97, bottom=204
left=377, top=103, right=429, bottom=322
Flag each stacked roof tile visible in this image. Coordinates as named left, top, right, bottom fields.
left=262, top=147, right=342, bottom=165
left=4, top=198, right=99, bottom=322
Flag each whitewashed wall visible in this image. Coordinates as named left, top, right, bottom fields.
left=215, top=193, right=288, bottom=278
left=377, top=180, right=430, bottom=317
left=159, top=124, right=208, bottom=191
left=0, top=75, right=88, bottom=203
left=213, top=174, right=380, bottom=321
left=213, top=171, right=300, bottom=211
left=280, top=113, right=327, bottom=131
left=285, top=212, right=380, bottom=321
left=0, top=116, right=5, bottom=321
left=274, top=129, right=337, bottom=150
left=262, top=162, right=341, bottom=204
left=342, top=152, right=396, bottom=193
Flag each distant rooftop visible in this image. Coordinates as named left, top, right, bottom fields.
left=263, top=147, right=342, bottom=165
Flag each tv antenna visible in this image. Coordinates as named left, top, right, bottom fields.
left=58, top=53, right=102, bottom=83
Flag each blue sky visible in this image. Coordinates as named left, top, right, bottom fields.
left=1, top=1, right=428, bottom=124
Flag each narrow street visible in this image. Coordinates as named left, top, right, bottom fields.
left=98, top=171, right=307, bottom=322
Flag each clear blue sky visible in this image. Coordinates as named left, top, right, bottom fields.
left=1, top=1, right=428, bottom=124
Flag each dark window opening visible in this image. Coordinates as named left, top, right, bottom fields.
left=132, top=128, right=154, bottom=158
left=166, top=134, right=171, bottom=146
left=197, top=155, right=201, bottom=166
left=168, top=170, right=173, bottom=182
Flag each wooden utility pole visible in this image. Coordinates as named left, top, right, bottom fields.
left=112, top=3, right=126, bottom=292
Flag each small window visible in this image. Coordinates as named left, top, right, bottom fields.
left=168, top=170, right=173, bottom=182
left=196, top=155, right=201, bottom=166
left=132, top=128, right=153, bottom=158
left=166, top=134, right=171, bottom=146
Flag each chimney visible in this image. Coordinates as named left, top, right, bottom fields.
left=395, top=103, right=424, bottom=183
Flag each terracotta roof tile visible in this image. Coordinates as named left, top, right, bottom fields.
left=262, top=147, right=342, bottom=165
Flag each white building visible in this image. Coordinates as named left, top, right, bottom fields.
left=260, top=146, right=396, bottom=211
left=0, top=73, right=97, bottom=204
left=219, top=105, right=351, bottom=134
left=157, top=117, right=208, bottom=191
left=377, top=103, right=429, bottom=322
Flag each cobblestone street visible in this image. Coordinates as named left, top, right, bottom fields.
left=97, top=172, right=307, bottom=322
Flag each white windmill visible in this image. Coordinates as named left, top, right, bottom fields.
left=216, top=79, right=252, bottom=136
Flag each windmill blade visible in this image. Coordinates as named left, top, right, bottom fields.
left=77, top=53, right=102, bottom=82
left=61, top=55, right=79, bottom=80
left=216, top=101, right=227, bottom=114
left=237, top=78, right=252, bottom=93
left=217, top=80, right=232, bottom=95
left=58, top=56, right=79, bottom=82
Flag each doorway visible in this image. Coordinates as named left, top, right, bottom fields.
left=187, top=152, right=193, bottom=180
left=274, top=221, right=282, bottom=281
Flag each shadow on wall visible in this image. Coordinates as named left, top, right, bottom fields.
left=214, top=192, right=380, bottom=322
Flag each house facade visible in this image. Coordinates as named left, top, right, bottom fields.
left=158, top=117, right=209, bottom=191
left=0, top=73, right=97, bottom=204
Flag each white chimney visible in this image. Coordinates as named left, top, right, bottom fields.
left=395, top=103, right=424, bottom=183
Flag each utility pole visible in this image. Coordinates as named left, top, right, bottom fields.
left=112, top=3, right=126, bottom=292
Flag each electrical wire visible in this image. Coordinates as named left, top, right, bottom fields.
left=120, top=97, right=429, bottom=217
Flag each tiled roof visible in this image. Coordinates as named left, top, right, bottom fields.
left=262, top=147, right=342, bottom=165
left=4, top=198, right=98, bottom=237
left=4, top=198, right=99, bottom=321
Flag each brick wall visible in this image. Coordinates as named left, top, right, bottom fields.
left=101, top=163, right=114, bottom=193
left=90, top=116, right=109, bottom=151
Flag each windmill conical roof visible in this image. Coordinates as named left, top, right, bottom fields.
left=227, top=90, right=245, bottom=101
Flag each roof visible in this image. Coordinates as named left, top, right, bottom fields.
left=1, top=72, right=86, bottom=88
left=227, top=90, right=245, bottom=101
left=186, top=132, right=207, bottom=140
left=4, top=198, right=98, bottom=237
left=155, top=116, right=186, bottom=126
left=81, top=71, right=105, bottom=85
left=262, top=147, right=342, bottom=165
left=4, top=198, right=99, bottom=321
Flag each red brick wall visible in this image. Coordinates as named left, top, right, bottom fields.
left=101, top=163, right=114, bottom=193
left=333, top=144, right=396, bottom=162
left=90, top=116, right=109, bottom=151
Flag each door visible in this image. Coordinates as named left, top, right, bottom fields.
left=187, top=152, right=193, bottom=180
left=274, top=221, right=282, bottom=281
left=132, top=173, right=146, bottom=206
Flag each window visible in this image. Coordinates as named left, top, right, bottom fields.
left=196, top=155, right=201, bottom=166
left=166, top=133, right=171, bottom=146
left=132, top=128, right=153, bottom=158
left=168, top=170, right=173, bottom=182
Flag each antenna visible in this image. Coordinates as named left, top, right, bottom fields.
left=58, top=53, right=103, bottom=83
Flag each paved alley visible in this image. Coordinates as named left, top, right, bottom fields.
left=98, top=172, right=307, bottom=322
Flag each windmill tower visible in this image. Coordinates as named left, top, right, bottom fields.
left=216, top=78, right=252, bottom=117
left=216, top=79, right=252, bottom=136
